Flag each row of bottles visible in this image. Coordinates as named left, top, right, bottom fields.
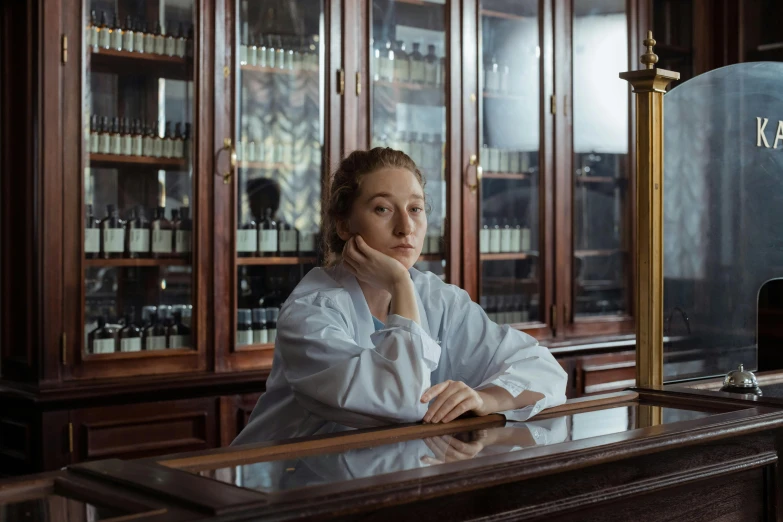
left=484, top=55, right=520, bottom=94
left=86, top=11, right=193, bottom=58
left=237, top=209, right=318, bottom=257
left=88, top=308, right=191, bottom=354
left=88, top=116, right=191, bottom=159
left=480, top=219, right=532, bottom=253
left=372, top=133, right=444, bottom=175
left=239, top=33, right=319, bottom=71
left=482, top=146, right=534, bottom=174
left=480, top=295, right=532, bottom=325
left=237, top=133, right=294, bottom=165
left=85, top=204, right=192, bottom=259
left=236, top=307, right=280, bottom=346
left=373, top=40, right=446, bottom=86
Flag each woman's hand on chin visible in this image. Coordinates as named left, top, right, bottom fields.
left=342, top=235, right=411, bottom=293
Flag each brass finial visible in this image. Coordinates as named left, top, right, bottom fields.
left=641, top=30, right=658, bottom=70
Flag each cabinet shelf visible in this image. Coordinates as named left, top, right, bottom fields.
left=238, top=161, right=294, bottom=170
left=237, top=256, right=318, bottom=266
left=575, top=176, right=624, bottom=183
left=235, top=342, right=275, bottom=351
left=481, top=252, right=538, bottom=261
left=482, top=171, right=533, bottom=180
left=574, top=249, right=625, bottom=257
left=482, top=91, right=527, bottom=101
left=83, top=347, right=194, bottom=360
left=481, top=9, right=529, bottom=20
left=85, top=258, right=190, bottom=267
left=89, top=48, right=192, bottom=81
left=89, top=153, right=187, bottom=170
left=240, top=64, right=318, bottom=75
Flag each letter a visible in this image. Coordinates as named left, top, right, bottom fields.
left=775, top=121, right=783, bottom=149
left=757, top=117, right=770, bottom=148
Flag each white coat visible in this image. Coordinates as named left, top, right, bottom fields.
left=232, top=264, right=568, bottom=446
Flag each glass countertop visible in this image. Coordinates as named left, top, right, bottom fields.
left=190, top=404, right=712, bottom=494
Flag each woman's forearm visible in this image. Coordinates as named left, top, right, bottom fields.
left=389, top=278, right=421, bottom=325
left=477, top=386, right=545, bottom=415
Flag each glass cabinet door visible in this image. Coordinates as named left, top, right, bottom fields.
left=571, top=0, right=630, bottom=320
left=476, top=0, right=542, bottom=326
left=81, top=0, right=198, bottom=368
left=369, top=0, right=449, bottom=280
left=233, top=0, right=325, bottom=350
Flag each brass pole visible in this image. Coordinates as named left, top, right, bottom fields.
left=619, top=31, right=679, bottom=393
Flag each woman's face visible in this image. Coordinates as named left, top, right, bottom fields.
left=340, top=167, right=427, bottom=269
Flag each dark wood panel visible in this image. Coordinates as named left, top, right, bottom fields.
left=219, top=392, right=263, bottom=447
left=71, top=398, right=218, bottom=463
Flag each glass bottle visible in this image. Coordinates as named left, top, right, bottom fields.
left=89, top=316, right=116, bottom=354
left=100, top=204, right=125, bottom=259
left=142, top=122, right=154, bottom=156
left=162, top=121, right=174, bottom=158
left=109, top=117, right=122, bottom=155
left=437, top=56, right=446, bottom=87
left=173, top=122, right=184, bottom=158
left=259, top=208, right=278, bottom=257
left=167, top=311, right=190, bottom=348
left=239, top=23, right=248, bottom=65
left=122, top=15, right=134, bottom=52
left=266, top=34, right=276, bottom=68
left=176, top=206, right=192, bottom=257
left=90, top=10, right=100, bottom=49
left=121, top=118, right=132, bottom=156
left=299, top=225, right=318, bottom=257
left=84, top=204, right=99, bottom=259
left=154, top=21, right=165, bottom=55
left=176, top=22, right=186, bottom=58
left=152, top=124, right=163, bottom=157
left=277, top=220, right=298, bottom=257
left=144, top=21, right=156, bottom=54
left=111, top=13, right=123, bottom=51
left=286, top=37, right=295, bottom=70
left=89, top=114, right=99, bottom=153
left=133, top=18, right=145, bottom=53
left=485, top=55, right=499, bottom=92
left=119, top=309, right=142, bottom=352
left=258, top=35, right=268, bottom=67
left=131, top=119, right=143, bottom=156
left=409, top=42, right=425, bottom=83
left=98, top=116, right=111, bottom=153
left=383, top=41, right=395, bottom=82
left=125, top=206, right=149, bottom=258
left=521, top=221, right=531, bottom=252
left=393, top=40, right=409, bottom=83
left=499, top=61, right=510, bottom=93
left=236, top=309, right=253, bottom=346
left=275, top=36, right=285, bottom=70
left=184, top=123, right=192, bottom=159
left=237, top=218, right=257, bottom=257
left=144, top=313, right=167, bottom=350
left=249, top=34, right=258, bottom=66
left=99, top=11, right=111, bottom=49
left=500, top=218, right=512, bottom=253
left=424, top=44, right=438, bottom=85
left=479, top=218, right=489, bottom=254
left=267, top=307, right=279, bottom=343
left=488, top=218, right=501, bottom=253
left=372, top=39, right=381, bottom=81
left=510, top=219, right=522, bottom=253
left=150, top=206, right=172, bottom=258
left=165, top=23, right=177, bottom=56
left=252, top=308, right=268, bottom=344
left=170, top=208, right=181, bottom=254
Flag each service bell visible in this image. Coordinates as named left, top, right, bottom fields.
left=720, top=364, right=762, bottom=396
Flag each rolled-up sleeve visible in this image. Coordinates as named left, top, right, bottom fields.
left=444, top=289, right=568, bottom=420
left=278, top=296, right=441, bottom=428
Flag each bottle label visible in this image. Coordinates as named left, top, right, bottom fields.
left=176, top=39, right=186, bottom=58
left=99, top=29, right=112, bottom=49
left=268, top=328, right=277, bottom=343
left=146, top=335, right=167, bottom=350
left=173, top=140, right=184, bottom=159
left=479, top=229, right=489, bottom=253
left=152, top=138, right=163, bottom=157
left=299, top=232, right=315, bottom=254
left=279, top=230, right=297, bottom=253
left=130, top=229, right=150, bottom=253
left=134, top=32, right=144, bottom=52
left=411, top=61, right=426, bottom=83
left=394, top=59, right=409, bottom=82
left=90, top=134, right=99, bottom=153
left=489, top=230, right=501, bottom=253
left=424, top=62, right=437, bottom=85
left=91, top=27, right=100, bottom=48
left=143, top=137, right=154, bottom=156
left=165, top=37, right=176, bottom=56
left=122, top=32, right=134, bottom=52
left=98, top=134, right=110, bottom=154
left=154, top=36, right=165, bottom=55
left=176, top=230, right=192, bottom=253
left=120, top=337, right=141, bottom=352
left=169, top=335, right=189, bottom=348
left=152, top=229, right=173, bottom=253
left=122, top=136, right=133, bottom=156
left=162, top=139, right=173, bottom=158
left=260, top=229, right=278, bottom=253
left=521, top=229, right=531, bottom=252
left=85, top=229, right=100, bottom=253
left=500, top=229, right=512, bottom=253
left=253, top=329, right=269, bottom=344
left=103, top=228, right=125, bottom=253
left=236, top=330, right=253, bottom=346
left=93, top=338, right=115, bottom=354
left=110, top=135, right=121, bottom=155
left=236, top=230, right=257, bottom=252
left=132, top=136, right=143, bottom=156
left=145, top=34, right=156, bottom=53
left=510, top=229, right=521, bottom=252
left=111, top=30, right=123, bottom=50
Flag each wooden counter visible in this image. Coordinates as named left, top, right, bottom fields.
left=2, top=388, right=783, bottom=521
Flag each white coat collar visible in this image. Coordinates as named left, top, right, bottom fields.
left=333, top=263, right=431, bottom=345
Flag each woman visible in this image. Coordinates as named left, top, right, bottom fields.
left=232, top=148, right=568, bottom=445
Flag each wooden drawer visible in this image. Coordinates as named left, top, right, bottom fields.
left=579, top=351, right=636, bottom=395
left=219, top=392, right=263, bottom=446
left=70, top=397, right=218, bottom=463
